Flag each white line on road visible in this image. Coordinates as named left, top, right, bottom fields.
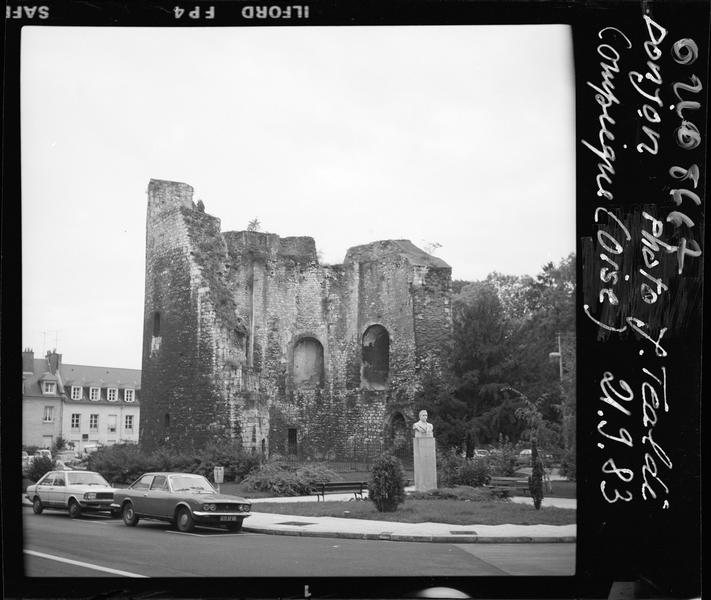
left=24, top=550, right=148, bottom=577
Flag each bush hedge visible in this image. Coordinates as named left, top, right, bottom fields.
left=242, top=460, right=337, bottom=496
left=25, top=456, right=55, bottom=482
left=368, top=454, right=406, bottom=512
left=86, top=442, right=262, bottom=485
left=437, top=449, right=491, bottom=487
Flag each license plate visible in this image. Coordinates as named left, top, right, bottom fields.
left=220, top=516, right=238, bottom=521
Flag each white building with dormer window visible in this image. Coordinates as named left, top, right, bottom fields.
left=22, top=349, right=141, bottom=451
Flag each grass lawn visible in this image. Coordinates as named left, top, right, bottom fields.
left=250, top=498, right=575, bottom=526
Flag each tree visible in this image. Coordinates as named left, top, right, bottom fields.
left=247, top=218, right=261, bottom=232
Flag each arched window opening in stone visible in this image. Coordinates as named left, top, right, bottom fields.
left=261, top=438, right=266, bottom=455
left=164, top=413, right=170, bottom=428
left=251, top=425, right=257, bottom=443
left=292, top=337, right=324, bottom=387
left=362, top=324, right=390, bottom=389
left=152, top=311, right=161, bottom=337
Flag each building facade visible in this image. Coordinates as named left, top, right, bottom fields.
left=22, top=349, right=141, bottom=451
left=140, top=179, right=452, bottom=459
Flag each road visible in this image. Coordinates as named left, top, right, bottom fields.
left=22, top=507, right=574, bottom=577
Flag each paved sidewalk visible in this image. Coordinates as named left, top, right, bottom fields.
left=244, top=490, right=576, bottom=543
left=242, top=510, right=576, bottom=543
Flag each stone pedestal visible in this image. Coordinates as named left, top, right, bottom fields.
left=413, top=436, right=437, bottom=491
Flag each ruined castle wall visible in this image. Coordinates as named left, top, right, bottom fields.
left=141, top=180, right=453, bottom=459
left=412, top=266, right=453, bottom=371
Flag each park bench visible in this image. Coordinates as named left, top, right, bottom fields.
left=313, top=481, right=368, bottom=502
left=486, top=476, right=530, bottom=498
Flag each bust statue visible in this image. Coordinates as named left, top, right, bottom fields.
left=412, top=409, right=434, bottom=437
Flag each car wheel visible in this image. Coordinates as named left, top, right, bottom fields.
left=122, top=502, right=139, bottom=527
left=176, top=507, right=194, bottom=533
left=32, top=497, right=44, bottom=515
left=225, top=521, right=243, bottom=533
left=68, top=499, right=82, bottom=519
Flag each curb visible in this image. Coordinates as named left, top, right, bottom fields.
left=242, top=526, right=575, bottom=544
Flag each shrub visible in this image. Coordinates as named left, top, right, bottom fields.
left=242, top=460, right=337, bottom=496
left=192, top=442, right=262, bottom=483
left=457, top=458, right=491, bottom=487
left=52, top=436, right=68, bottom=453
left=26, top=456, right=55, bottom=482
left=437, top=448, right=465, bottom=487
left=368, top=454, right=406, bottom=512
left=437, top=449, right=490, bottom=487
left=87, top=443, right=151, bottom=484
left=488, top=438, right=518, bottom=476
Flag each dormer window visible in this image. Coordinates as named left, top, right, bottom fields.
left=124, top=388, right=135, bottom=403
left=89, top=387, right=101, bottom=401
left=107, top=388, right=118, bottom=402
left=42, top=381, right=56, bottom=395
left=71, top=386, right=82, bottom=400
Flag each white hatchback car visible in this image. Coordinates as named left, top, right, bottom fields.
left=26, top=470, right=119, bottom=518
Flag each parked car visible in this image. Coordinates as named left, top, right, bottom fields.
left=113, top=472, right=252, bottom=533
left=516, top=449, right=532, bottom=466
left=26, top=470, right=118, bottom=518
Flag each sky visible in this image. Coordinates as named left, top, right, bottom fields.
left=21, top=25, right=575, bottom=369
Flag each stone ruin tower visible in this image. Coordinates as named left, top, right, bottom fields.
left=140, top=179, right=453, bottom=460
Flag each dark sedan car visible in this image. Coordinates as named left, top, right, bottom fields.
left=113, top=472, right=251, bottom=533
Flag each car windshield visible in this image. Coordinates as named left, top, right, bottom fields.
left=169, top=475, right=216, bottom=494
left=66, top=472, right=110, bottom=486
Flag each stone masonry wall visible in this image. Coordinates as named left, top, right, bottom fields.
left=141, top=180, right=453, bottom=459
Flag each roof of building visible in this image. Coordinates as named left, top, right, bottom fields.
left=61, top=363, right=141, bottom=388
left=22, top=358, right=141, bottom=404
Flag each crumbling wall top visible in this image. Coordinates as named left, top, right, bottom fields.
left=344, top=239, right=450, bottom=269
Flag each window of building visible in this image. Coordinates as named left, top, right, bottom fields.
left=89, top=387, right=100, bottom=401
left=42, top=381, right=56, bottom=395
left=71, top=413, right=80, bottom=429
left=251, top=426, right=257, bottom=443
left=108, top=414, right=117, bottom=433
left=361, top=324, right=390, bottom=389
left=89, top=414, right=99, bottom=430
left=43, top=406, right=55, bottom=422
left=164, top=413, right=170, bottom=428
left=124, top=389, right=135, bottom=402
left=107, top=388, right=118, bottom=402
left=71, top=386, right=82, bottom=400
left=292, top=337, right=324, bottom=387
left=125, top=415, right=134, bottom=430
